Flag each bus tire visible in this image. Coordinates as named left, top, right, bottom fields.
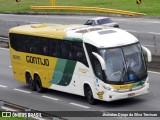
left=26, top=73, right=36, bottom=91
left=35, top=75, right=43, bottom=93
left=85, top=85, right=96, bottom=105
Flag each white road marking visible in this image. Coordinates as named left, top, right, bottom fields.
left=13, top=88, right=31, bottom=94
left=126, top=30, right=160, bottom=35
left=9, top=66, right=12, bottom=68
left=30, top=22, right=39, bottom=24
left=126, top=30, right=138, bottom=33
left=0, top=85, right=8, bottom=88
left=142, top=45, right=155, bottom=48
left=148, top=71, right=160, bottom=75
left=69, top=103, right=90, bottom=109
left=42, top=95, right=59, bottom=101
left=0, top=47, right=9, bottom=50
left=148, top=32, right=160, bottom=35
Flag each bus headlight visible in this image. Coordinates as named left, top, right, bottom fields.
left=111, top=88, right=118, bottom=92
left=103, top=85, right=117, bottom=92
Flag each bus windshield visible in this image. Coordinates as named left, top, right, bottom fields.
left=99, top=43, right=147, bottom=84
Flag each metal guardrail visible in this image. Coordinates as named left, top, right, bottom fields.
left=0, top=37, right=9, bottom=48
left=0, top=100, right=67, bottom=120
left=0, top=37, right=8, bottom=42
left=31, top=6, right=146, bottom=16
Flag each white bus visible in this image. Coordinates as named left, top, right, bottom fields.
left=9, top=24, right=152, bottom=104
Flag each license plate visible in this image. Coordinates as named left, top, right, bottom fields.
left=128, top=93, right=135, bottom=97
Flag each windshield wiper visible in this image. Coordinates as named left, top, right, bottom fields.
left=120, top=62, right=133, bottom=82
left=119, top=67, right=126, bottom=82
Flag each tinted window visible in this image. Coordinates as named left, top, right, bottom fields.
left=9, top=33, right=88, bottom=67
left=62, top=41, right=73, bottom=59
left=97, top=18, right=113, bottom=25
left=85, top=43, right=105, bottom=81
left=84, top=20, right=93, bottom=25
left=49, top=39, right=60, bottom=57
left=73, top=42, right=88, bottom=66
left=27, top=36, right=38, bottom=54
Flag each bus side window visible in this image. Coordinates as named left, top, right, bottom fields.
left=43, top=46, right=48, bottom=55
left=25, top=38, right=31, bottom=53
left=39, top=37, right=49, bottom=56
left=94, top=58, right=103, bottom=80
left=85, top=43, right=105, bottom=80
left=61, top=41, right=73, bottom=59
left=30, top=47, right=36, bottom=53
left=9, top=34, right=26, bottom=52
left=17, top=35, right=26, bottom=52
left=9, top=33, right=16, bottom=50
left=73, top=42, right=88, bottom=67
left=49, top=39, right=58, bottom=57
left=28, top=36, right=37, bottom=54
left=73, top=43, right=84, bottom=60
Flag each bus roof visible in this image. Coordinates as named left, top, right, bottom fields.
left=9, top=23, right=138, bottom=48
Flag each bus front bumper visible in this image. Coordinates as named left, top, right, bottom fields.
left=106, top=83, right=149, bottom=102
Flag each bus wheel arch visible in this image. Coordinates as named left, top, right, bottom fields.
left=25, top=72, right=36, bottom=91
left=25, top=72, right=30, bottom=84
left=84, top=83, right=96, bottom=105
left=34, top=74, right=44, bottom=93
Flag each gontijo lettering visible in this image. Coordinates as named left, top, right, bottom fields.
left=26, top=56, right=49, bottom=66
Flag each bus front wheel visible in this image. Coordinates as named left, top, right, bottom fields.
left=85, top=86, right=96, bottom=105
left=35, top=75, right=43, bottom=93
left=26, top=73, right=36, bottom=91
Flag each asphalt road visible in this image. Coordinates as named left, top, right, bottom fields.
left=0, top=14, right=160, bottom=34
left=0, top=48, right=160, bottom=120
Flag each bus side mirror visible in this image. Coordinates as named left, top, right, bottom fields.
left=92, top=52, right=106, bottom=70
left=142, top=46, right=152, bottom=62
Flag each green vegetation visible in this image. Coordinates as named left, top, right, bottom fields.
left=0, top=0, right=159, bottom=16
